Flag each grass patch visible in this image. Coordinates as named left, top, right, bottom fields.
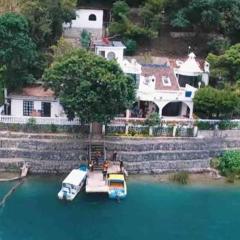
left=169, top=172, right=189, bottom=185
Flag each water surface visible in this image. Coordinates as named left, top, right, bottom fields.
left=0, top=177, right=240, bottom=240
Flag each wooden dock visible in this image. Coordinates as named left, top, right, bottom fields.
left=86, top=162, right=121, bottom=193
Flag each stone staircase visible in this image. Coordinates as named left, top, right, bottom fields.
left=88, top=142, right=105, bottom=170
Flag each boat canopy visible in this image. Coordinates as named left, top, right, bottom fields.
left=63, top=169, right=87, bottom=186
left=108, top=174, right=125, bottom=182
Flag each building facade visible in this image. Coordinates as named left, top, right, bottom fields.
left=63, top=9, right=104, bottom=41
left=94, top=39, right=209, bottom=121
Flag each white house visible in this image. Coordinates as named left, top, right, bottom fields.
left=1, top=39, right=209, bottom=125
left=63, top=9, right=104, bottom=41
left=1, top=85, right=80, bottom=125
left=94, top=39, right=209, bottom=120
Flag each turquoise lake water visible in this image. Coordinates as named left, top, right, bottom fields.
left=1, top=177, right=240, bottom=240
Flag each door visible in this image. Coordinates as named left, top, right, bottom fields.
left=41, top=102, right=51, bottom=117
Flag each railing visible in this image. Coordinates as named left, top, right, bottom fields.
left=105, top=124, right=197, bottom=137
left=0, top=116, right=80, bottom=125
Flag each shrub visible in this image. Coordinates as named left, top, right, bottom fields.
left=27, top=118, right=36, bottom=125
left=112, top=0, right=130, bottom=21
left=218, top=120, right=239, bottom=130
left=144, top=113, right=161, bottom=126
left=170, top=172, right=189, bottom=185
left=80, top=30, right=91, bottom=49
left=210, top=158, right=220, bottom=169
left=218, top=150, right=240, bottom=176
left=124, top=39, right=137, bottom=56
left=196, top=121, right=214, bottom=130
left=226, top=172, right=236, bottom=183
left=50, top=124, right=58, bottom=133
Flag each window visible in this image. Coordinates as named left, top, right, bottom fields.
left=107, top=52, right=116, bottom=60
left=41, top=102, right=51, bottom=117
left=162, top=76, right=171, bottom=86
left=89, top=14, right=97, bottom=21
left=23, top=101, right=33, bottom=116
left=99, top=51, right=105, bottom=57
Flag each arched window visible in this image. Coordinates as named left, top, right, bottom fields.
left=107, top=52, right=116, bottom=60
left=89, top=14, right=97, bottom=21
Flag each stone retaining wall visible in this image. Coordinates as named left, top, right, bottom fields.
left=0, top=132, right=240, bottom=174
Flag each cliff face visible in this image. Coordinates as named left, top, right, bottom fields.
left=0, top=131, right=240, bottom=174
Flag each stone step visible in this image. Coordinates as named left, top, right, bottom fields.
left=106, top=140, right=240, bottom=152
left=0, top=158, right=85, bottom=174
left=119, top=150, right=210, bottom=161
left=124, top=159, right=211, bottom=174
left=0, top=139, right=87, bottom=151
left=0, top=148, right=86, bottom=161
left=0, top=131, right=85, bottom=140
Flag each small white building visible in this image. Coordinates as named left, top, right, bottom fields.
left=5, top=85, right=65, bottom=118
left=63, top=9, right=104, bottom=41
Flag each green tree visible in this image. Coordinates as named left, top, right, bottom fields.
left=80, top=30, right=91, bottom=49
left=193, top=86, right=240, bottom=119
left=207, top=43, right=240, bottom=85
left=140, top=0, right=166, bottom=31
left=112, top=0, right=130, bottom=21
left=50, top=37, right=75, bottom=61
left=0, top=13, right=37, bottom=90
left=43, top=49, right=135, bottom=123
left=20, top=0, right=76, bottom=49
left=170, top=0, right=240, bottom=42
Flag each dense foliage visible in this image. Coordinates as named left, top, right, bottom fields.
left=43, top=49, right=135, bottom=123
left=218, top=150, right=240, bottom=177
left=193, top=87, right=240, bottom=119
left=109, top=0, right=157, bottom=44
left=0, top=13, right=37, bottom=90
left=170, top=0, right=240, bottom=42
left=20, top=0, right=76, bottom=50
left=207, top=44, right=240, bottom=86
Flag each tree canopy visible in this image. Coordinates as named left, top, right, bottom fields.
left=43, top=49, right=135, bottom=123
left=193, top=86, right=240, bottom=119
left=0, top=12, right=37, bottom=90
left=207, top=43, right=240, bottom=86
left=170, top=0, right=240, bottom=42
left=20, top=0, right=76, bottom=49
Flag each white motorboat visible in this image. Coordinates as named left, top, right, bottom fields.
left=58, top=166, right=88, bottom=201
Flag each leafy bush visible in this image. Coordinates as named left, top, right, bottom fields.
left=124, top=39, right=137, bottom=56
left=170, top=172, right=189, bottom=185
left=80, top=30, right=91, bottom=49
left=112, top=0, right=130, bottom=21
left=210, top=158, right=220, bottom=169
left=218, top=150, right=240, bottom=176
left=27, top=118, right=36, bottom=126
left=144, top=113, right=161, bottom=126
left=196, top=121, right=214, bottom=130
left=193, top=87, right=240, bottom=119
left=218, top=120, right=239, bottom=130
left=50, top=124, right=57, bottom=133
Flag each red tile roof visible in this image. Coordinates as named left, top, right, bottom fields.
left=9, top=85, right=55, bottom=98
left=142, top=65, right=180, bottom=91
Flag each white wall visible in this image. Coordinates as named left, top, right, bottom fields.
left=95, top=46, right=125, bottom=65
left=10, top=99, right=65, bottom=118
left=51, top=101, right=66, bottom=117
left=70, top=9, right=103, bottom=29
left=11, top=99, right=23, bottom=117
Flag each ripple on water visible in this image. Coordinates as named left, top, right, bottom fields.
left=0, top=176, right=240, bottom=240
